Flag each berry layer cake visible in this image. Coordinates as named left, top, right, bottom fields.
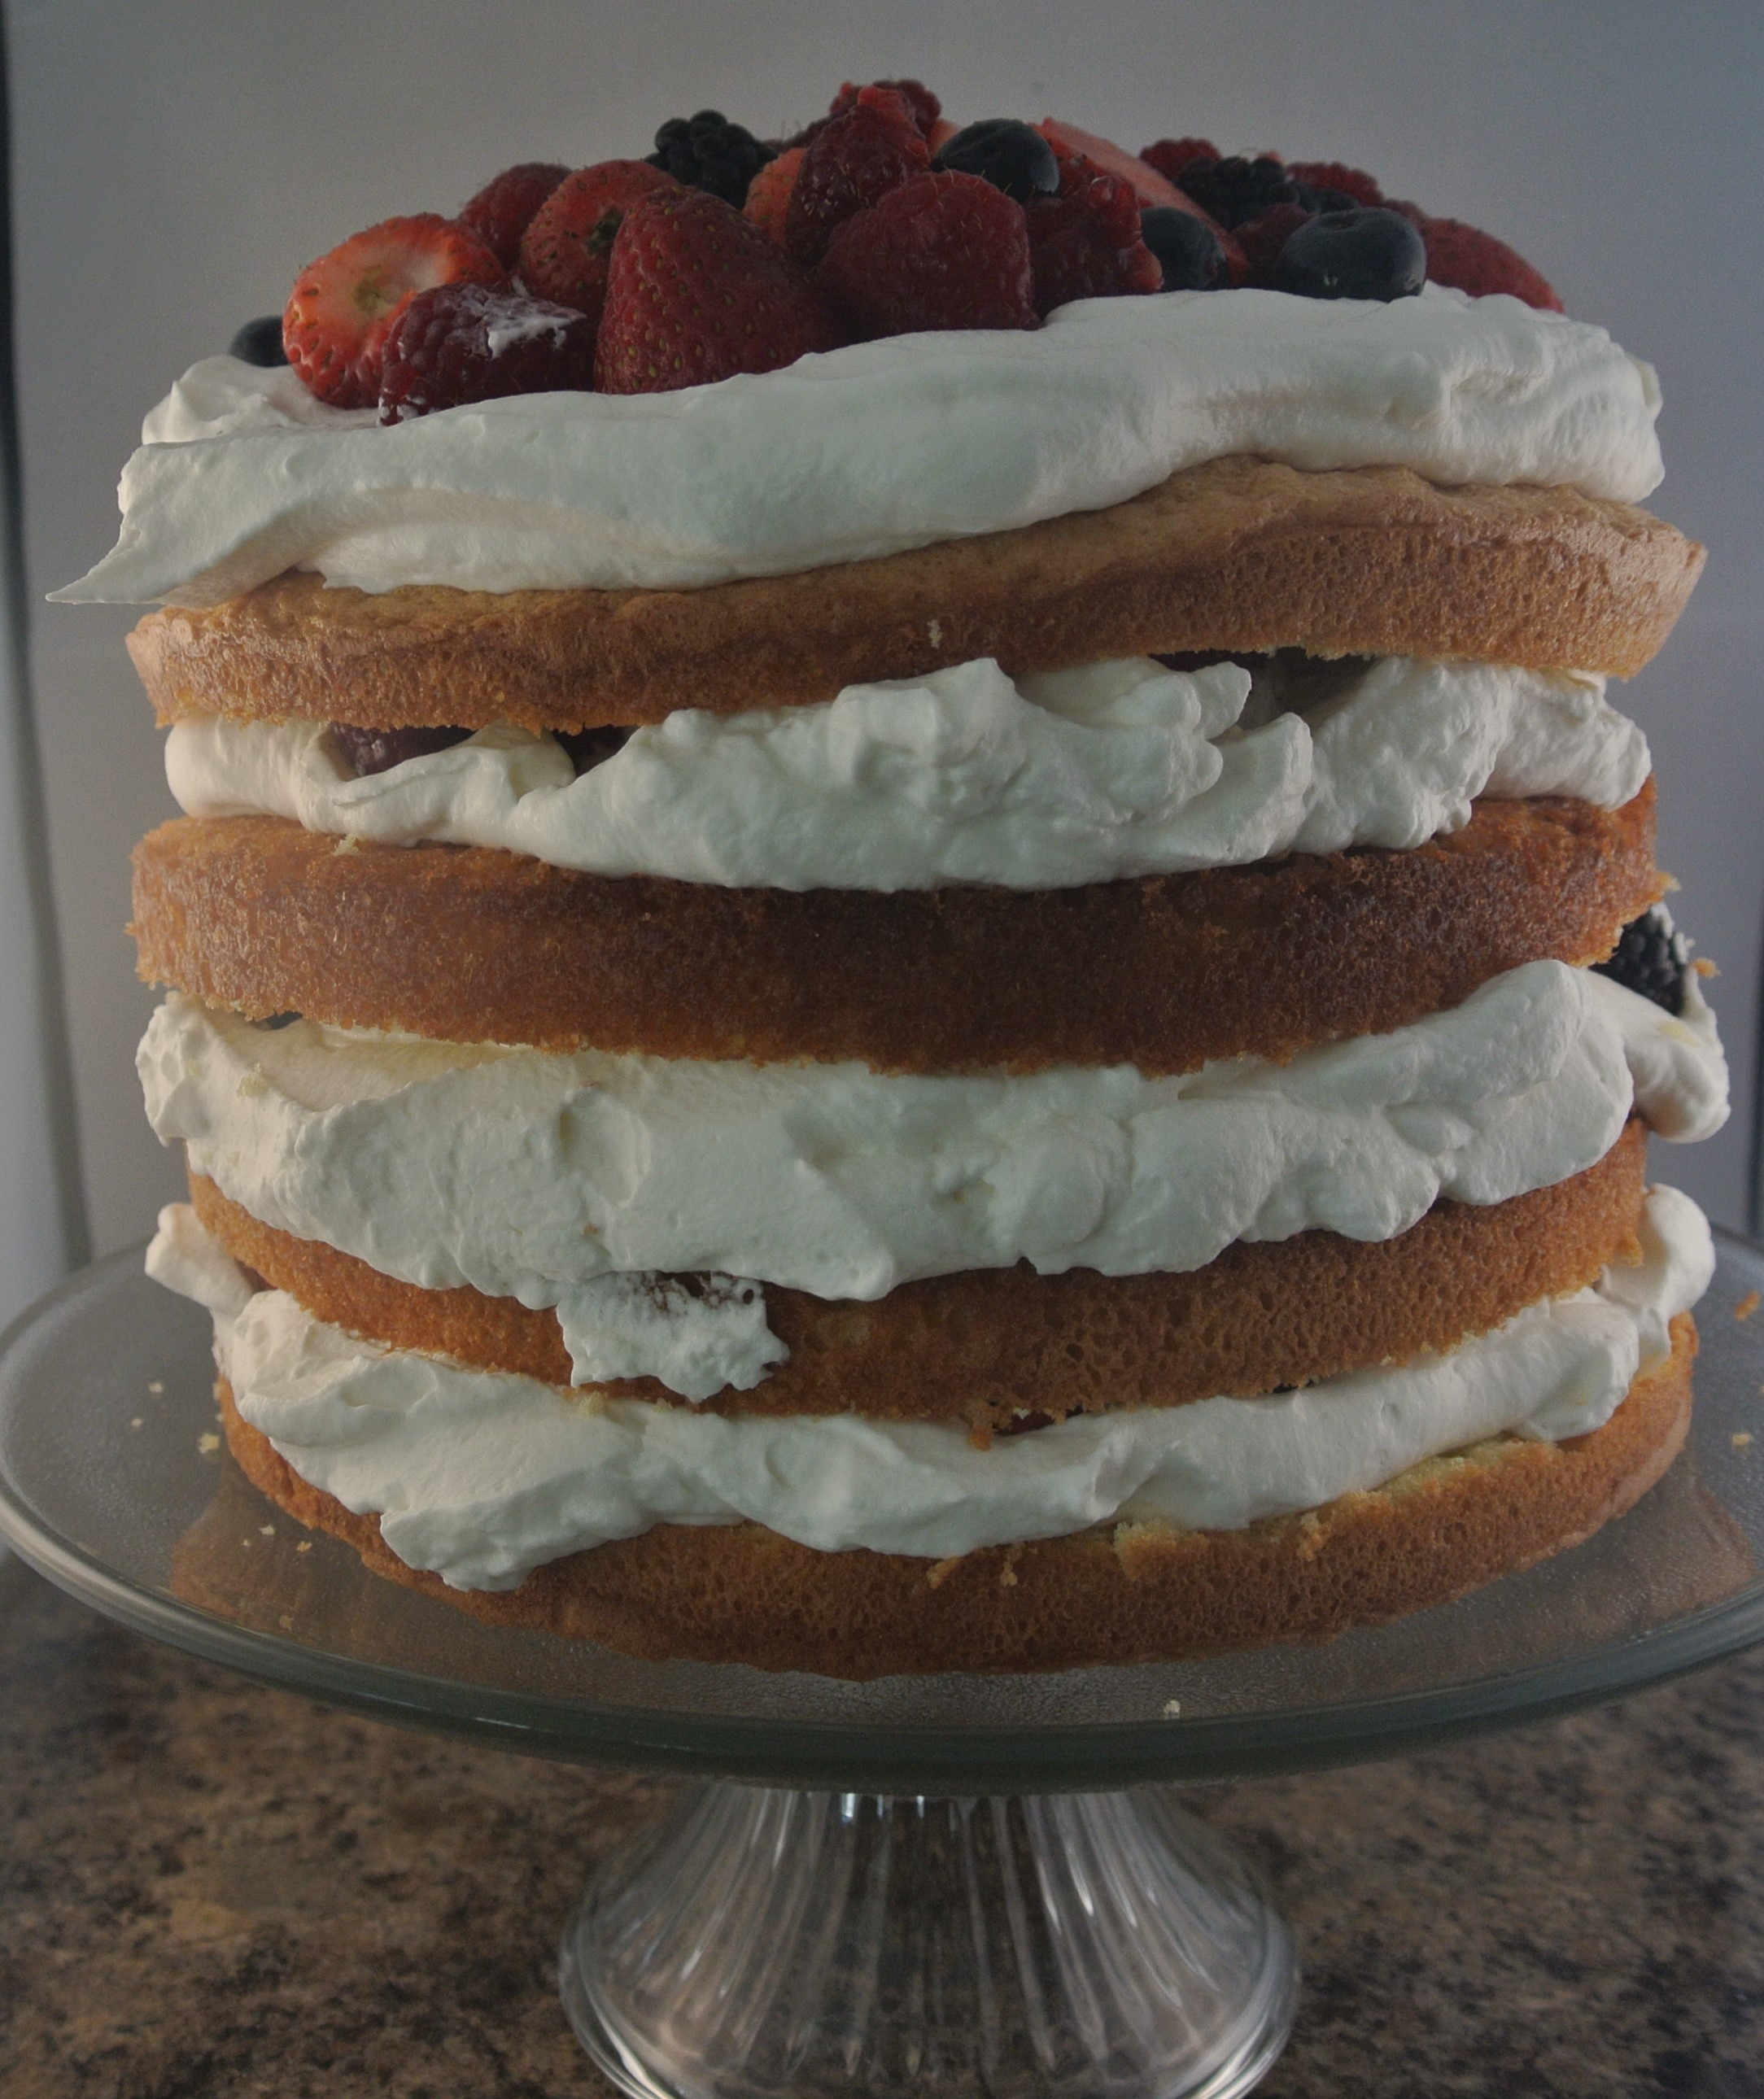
left=62, top=89, right=1729, bottom=1676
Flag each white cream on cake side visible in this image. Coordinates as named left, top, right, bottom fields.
left=148, top=1186, right=1712, bottom=1586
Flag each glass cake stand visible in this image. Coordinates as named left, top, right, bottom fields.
left=6, top=1240, right=1764, bottom=2099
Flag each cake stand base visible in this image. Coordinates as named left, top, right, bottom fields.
left=559, top=1781, right=1298, bottom=2099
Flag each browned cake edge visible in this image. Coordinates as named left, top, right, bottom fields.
left=132, top=785, right=1660, bottom=1074
left=189, top=1122, right=1648, bottom=1429
left=129, top=460, right=1704, bottom=731
left=216, top=1314, right=1695, bottom=1678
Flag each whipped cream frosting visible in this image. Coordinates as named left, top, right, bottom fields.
left=165, top=652, right=1649, bottom=893
left=138, top=964, right=1727, bottom=1402
left=147, top=1185, right=1712, bottom=1582
left=59, top=286, right=1663, bottom=607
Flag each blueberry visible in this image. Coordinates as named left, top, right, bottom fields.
left=931, top=119, right=1060, bottom=203
left=1272, top=207, right=1425, bottom=302
left=1139, top=207, right=1227, bottom=291
left=1594, top=905, right=1691, bottom=1015
left=229, top=315, right=288, bottom=365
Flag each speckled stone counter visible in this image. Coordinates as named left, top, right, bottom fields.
left=2, top=1553, right=1761, bottom=2099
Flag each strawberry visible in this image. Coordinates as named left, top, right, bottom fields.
left=830, top=77, right=942, bottom=137
left=377, top=282, right=596, bottom=422
left=744, top=146, right=802, bottom=244
left=786, top=85, right=931, bottom=265
left=596, top=188, right=844, bottom=394
left=1415, top=214, right=1563, bottom=311
left=1036, top=120, right=1187, bottom=208
left=1284, top=159, right=1384, bottom=207
left=519, top=162, right=683, bottom=326
left=1141, top=137, right=1220, bottom=184
left=283, top=214, right=504, bottom=408
left=458, top=162, right=570, bottom=269
left=818, top=172, right=1037, bottom=338
left=1024, top=153, right=1163, bottom=315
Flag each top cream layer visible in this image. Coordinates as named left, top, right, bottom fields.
left=58, top=286, right=1662, bottom=607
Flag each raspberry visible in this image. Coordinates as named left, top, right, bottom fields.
left=458, top=162, right=570, bottom=269
left=1235, top=202, right=1312, bottom=286
left=283, top=215, right=504, bottom=408
left=1284, top=160, right=1384, bottom=207
left=596, top=187, right=844, bottom=394
left=648, top=110, right=775, bottom=207
left=1176, top=154, right=1296, bottom=229
left=817, top=171, right=1037, bottom=338
left=1594, top=905, right=1689, bottom=1015
left=744, top=147, right=803, bottom=244
left=786, top=85, right=931, bottom=265
left=1141, top=137, right=1220, bottom=183
left=517, top=161, right=680, bottom=325
left=376, top=282, right=596, bottom=422
left=829, top=77, right=942, bottom=137
left=1416, top=214, right=1562, bottom=311
left=1024, top=155, right=1162, bottom=315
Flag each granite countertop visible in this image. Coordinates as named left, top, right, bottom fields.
left=2, top=1552, right=1761, bottom=2099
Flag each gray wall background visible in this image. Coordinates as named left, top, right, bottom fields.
left=11, top=0, right=1762, bottom=1255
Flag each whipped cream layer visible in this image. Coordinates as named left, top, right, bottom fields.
left=148, top=1186, right=1711, bottom=1582
left=166, top=652, right=1649, bottom=893
left=138, top=966, right=1727, bottom=1398
left=60, top=286, right=1662, bottom=607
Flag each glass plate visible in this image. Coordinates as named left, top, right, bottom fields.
left=3, top=1236, right=1762, bottom=1794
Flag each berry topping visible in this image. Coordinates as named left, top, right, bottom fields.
left=1284, top=160, right=1384, bottom=208
left=1037, top=120, right=1190, bottom=209
left=457, top=162, right=570, bottom=269
left=787, top=85, right=932, bottom=265
left=376, top=282, right=596, bottom=422
left=648, top=110, right=775, bottom=207
left=556, top=726, right=631, bottom=772
left=1413, top=214, right=1563, bottom=312
left=517, top=160, right=680, bottom=325
left=829, top=78, right=942, bottom=138
left=1273, top=207, right=1426, bottom=302
left=1594, top=905, right=1690, bottom=1015
left=329, top=723, right=473, bottom=777
left=1234, top=202, right=1313, bottom=286
left=596, top=187, right=843, bottom=394
left=1139, top=206, right=1227, bottom=291
left=228, top=315, right=288, bottom=366
left=743, top=146, right=802, bottom=244
left=931, top=119, right=1060, bottom=203
left=818, top=171, right=1038, bottom=338
left=283, top=215, right=504, bottom=409
left=1024, top=155, right=1163, bottom=315
left=1140, top=137, right=1220, bottom=184
left=1175, top=153, right=1296, bottom=229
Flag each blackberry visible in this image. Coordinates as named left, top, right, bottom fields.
left=1174, top=154, right=1295, bottom=229
left=1139, top=207, right=1227, bottom=290
left=932, top=119, right=1059, bottom=203
left=1594, top=905, right=1692, bottom=1015
left=1273, top=207, right=1425, bottom=302
left=328, top=723, right=473, bottom=777
left=556, top=726, right=631, bottom=773
left=648, top=110, right=775, bottom=207
left=229, top=315, right=288, bottom=366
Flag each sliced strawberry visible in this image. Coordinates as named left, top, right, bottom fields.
left=1036, top=120, right=1187, bottom=208
left=458, top=162, right=570, bottom=269
left=744, top=146, right=803, bottom=245
left=596, top=188, right=844, bottom=394
left=283, top=215, right=504, bottom=408
left=1417, top=214, right=1563, bottom=311
left=788, top=85, right=931, bottom=264
left=518, top=160, right=681, bottom=326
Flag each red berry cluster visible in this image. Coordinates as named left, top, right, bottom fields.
left=274, top=85, right=1563, bottom=420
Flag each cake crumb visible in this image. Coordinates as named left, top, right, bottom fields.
left=295, top=1541, right=312, bottom=1554
left=278, top=1613, right=294, bottom=1631
left=927, top=617, right=943, bottom=648
left=1737, top=1292, right=1761, bottom=1322
left=1694, top=955, right=1718, bottom=978
left=334, top=832, right=360, bottom=855
left=925, top=1555, right=963, bottom=1590
left=1162, top=1699, right=1183, bottom=1719
left=129, top=1417, right=143, bottom=1430
left=1733, top=1433, right=1753, bottom=1449
left=146, top=1380, right=164, bottom=1394
left=198, top=1432, right=220, bottom=1455
left=259, top=1525, right=275, bottom=1537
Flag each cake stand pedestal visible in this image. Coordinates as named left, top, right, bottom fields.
left=6, top=1239, right=1764, bottom=2099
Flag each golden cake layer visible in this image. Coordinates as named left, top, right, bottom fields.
left=128, top=460, right=1702, bottom=731
left=216, top=1313, right=1695, bottom=1678
left=190, top=1123, right=1646, bottom=1430
left=133, top=786, right=1659, bottom=1073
